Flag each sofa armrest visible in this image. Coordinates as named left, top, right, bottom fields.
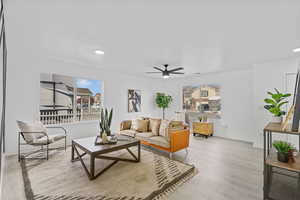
left=120, top=120, right=132, bottom=131
left=169, top=129, right=190, bottom=152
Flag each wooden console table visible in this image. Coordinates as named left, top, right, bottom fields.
left=263, top=123, right=300, bottom=200
left=192, top=122, right=213, bottom=138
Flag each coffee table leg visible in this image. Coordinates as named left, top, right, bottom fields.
left=71, top=141, right=74, bottom=161
left=138, top=142, right=141, bottom=162
left=90, top=155, right=95, bottom=180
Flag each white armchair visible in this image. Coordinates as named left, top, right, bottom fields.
left=17, top=120, right=67, bottom=161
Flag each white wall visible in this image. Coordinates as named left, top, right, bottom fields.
left=162, top=57, right=300, bottom=147
left=5, top=57, right=166, bottom=154
left=163, top=68, right=255, bottom=143
left=253, top=58, right=299, bottom=148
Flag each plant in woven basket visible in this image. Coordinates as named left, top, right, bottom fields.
left=273, top=140, right=295, bottom=163
left=99, top=108, right=113, bottom=136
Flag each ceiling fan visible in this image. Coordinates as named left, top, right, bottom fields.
left=146, top=64, right=184, bottom=79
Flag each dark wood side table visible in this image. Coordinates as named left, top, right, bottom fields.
left=71, top=135, right=140, bottom=180
left=263, top=123, right=300, bottom=200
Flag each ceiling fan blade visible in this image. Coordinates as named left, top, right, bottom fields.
left=154, top=67, right=164, bottom=72
left=168, top=67, right=184, bottom=72
left=170, top=72, right=184, bottom=74
left=146, top=72, right=161, bottom=74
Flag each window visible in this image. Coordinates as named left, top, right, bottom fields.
left=40, top=73, right=102, bottom=124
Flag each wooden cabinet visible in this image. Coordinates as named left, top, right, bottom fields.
left=192, top=122, right=213, bottom=138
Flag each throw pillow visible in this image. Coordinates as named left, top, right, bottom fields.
left=121, top=120, right=132, bottom=130
left=149, top=118, right=161, bottom=135
left=131, top=119, right=149, bottom=132
left=131, top=119, right=139, bottom=131
left=137, top=119, right=149, bottom=132
left=159, top=119, right=170, bottom=138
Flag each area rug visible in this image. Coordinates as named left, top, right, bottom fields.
left=20, top=147, right=196, bottom=200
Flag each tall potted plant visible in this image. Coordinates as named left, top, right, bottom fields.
left=155, top=93, right=172, bottom=119
left=99, top=108, right=113, bottom=137
left=264, top=88, right=291, bottom=123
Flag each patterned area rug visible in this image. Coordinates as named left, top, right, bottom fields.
left=20, top=147, right=196, bottom=200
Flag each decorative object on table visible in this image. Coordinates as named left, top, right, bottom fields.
left=198, top=116, right=207, bottom=122
left=94, top=135, right=117, bottom=145
left=21, top=146, right=196, bottom=200
left=272, top=140, right=295, bottom=163
left=99, top=108, right=113, bottom=137
left=292, top=70, right=300, bottom=131
left=155, top=93, right=172, bottom=119
left=182, top=85, right=221, bottom=118
left=192, top=122, right=213, bottom=138
left=128, top=89, right=141, bottom=112
left=264, top=88, right=291, bottom=123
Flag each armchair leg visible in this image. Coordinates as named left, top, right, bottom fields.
left=46, top=144, right=49, bottom=160
left=185, top=148, right=189, bottom=155
left=64, top=136, right=67, bottom=151
left=18, top=133, right=20, bottom=162
left=169, top=152, right=173, bottom=160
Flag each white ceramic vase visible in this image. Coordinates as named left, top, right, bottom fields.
left=102, top=132, right=108, bottom=143
left=272, top=116, right=283, bottom=123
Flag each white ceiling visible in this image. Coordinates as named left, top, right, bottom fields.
left=5, top=0, right=300, bottom=78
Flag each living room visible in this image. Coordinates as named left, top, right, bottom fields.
left=1, top=0, right=300, bottom=200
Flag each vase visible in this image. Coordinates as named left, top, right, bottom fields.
left=102, top=132, right=108, bottom=143
left=277, top=152, right=289, bottom=163
left=272, top=116, right=282, bottom=123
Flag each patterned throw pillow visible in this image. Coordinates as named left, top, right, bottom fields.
left=149, top=119, right=161, bottom=135
left=159, top=119, right=170, bottom=138
left=131, top=119, right=139, bottom=131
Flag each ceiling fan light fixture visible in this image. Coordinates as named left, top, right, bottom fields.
left=163, top=74, right=170, bottom=79
left=293, top=48, right=300, bottom=53
left=94, top=49, right=105, bottom=55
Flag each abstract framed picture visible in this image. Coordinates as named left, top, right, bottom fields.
left=128, top=89, right=141, bottom=112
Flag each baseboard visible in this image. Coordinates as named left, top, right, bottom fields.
left=0, top=153, right=6, bottom=199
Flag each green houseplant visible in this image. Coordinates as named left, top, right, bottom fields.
left=99, top=108, right=113, bottom=137
left=264, top=88, right=291, bottom=123
left=273, top=140, right=295, bottom=163
left=155, top=93, right=172, bottom=119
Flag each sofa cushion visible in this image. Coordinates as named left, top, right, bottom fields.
left=135, top=132, right=154, bottom=140
left=17, top=120, right=47, bottom=142
left=148, top=136, right=170, bottom=148
left=169, top=121, right=184, bottom=128
left=159, top=119, right=170, bottom=138
left=34, top=134, right=65, bottom=145
left=120, top=130, right=137, bottom=137
left=149, top=118, right=161, bottom=135
left=131, top=119, right=149, bottom=132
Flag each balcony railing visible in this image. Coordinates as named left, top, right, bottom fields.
left=40, top=110, right=100, bottom=125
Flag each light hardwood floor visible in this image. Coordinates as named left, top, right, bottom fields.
left=2, top=136, right=264, bottom=200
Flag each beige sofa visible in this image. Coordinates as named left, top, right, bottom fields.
left=119, top=119, right=190, bottom=159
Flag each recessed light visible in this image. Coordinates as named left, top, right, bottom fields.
left=293, top=48, right=300, bottom=53
left=94, top=49, right=104, bottom=55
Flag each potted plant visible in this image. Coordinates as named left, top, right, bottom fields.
left=264, top=88, right=291, bottom=123
left=273, top=140, right=295, bottom=163
left=155, top=93, right=172, bottom=119
left=99, top=108, right=113, bottom=139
